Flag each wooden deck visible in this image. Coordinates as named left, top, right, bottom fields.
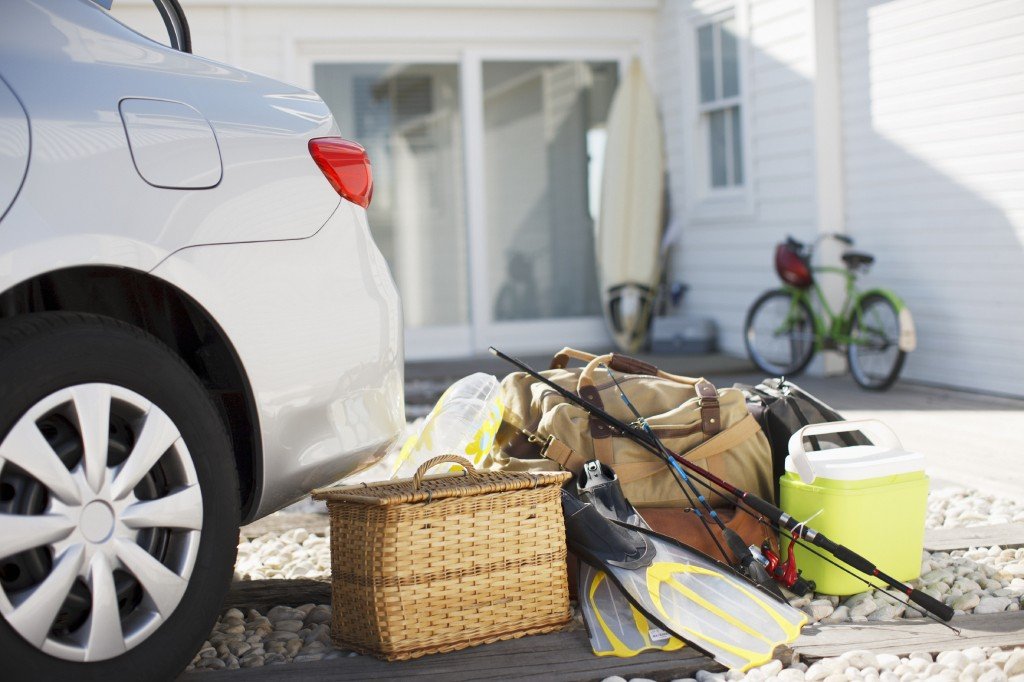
left=181, top=611, right=1024, bottom=681
left=923, top=523, right=1024, bottom=552
left=200, top=520, right=1024, bottom=680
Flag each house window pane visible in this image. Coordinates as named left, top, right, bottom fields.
left=483, top=61, right=617, bottom=321
left=315, top=63, right=468, bottom=328
left=698, top=24, right=716, bottom=103
left=700, top=16, right=744, bottom=190
left=709, top=109, right=728, bottom=187
left=721, top=19, right=739, bottom=99
left=730, top=105, right=743, bottom=184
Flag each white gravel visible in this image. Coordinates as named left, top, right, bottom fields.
left=606, top=646, right=1024, bottom=682
left=928, top=487, right=1024, bottom=529
left=186, top=486, right=1024, bottom=673
left=234, top=528, right=330, bottom=581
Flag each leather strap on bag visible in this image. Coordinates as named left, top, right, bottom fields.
left=497, top=420, right=589, bottom=474
left=540, top=435, right=587, bottom=473
left=695, top=379, right=721, bottom=436
left=572, top=350, right=722, bottom=440
left=609, top=414, right=761, bottom=484
left=549, top=347, right=659, bottom=376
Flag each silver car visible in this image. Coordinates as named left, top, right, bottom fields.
left=0, top=0, right=404, bottom=677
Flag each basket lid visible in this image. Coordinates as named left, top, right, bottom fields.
left=311, top=454, right=571, bottom=506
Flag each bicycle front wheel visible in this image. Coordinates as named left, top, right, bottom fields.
left=847, top=294, right=907, bottom=391
left=744, top=289, right=816, bottom=376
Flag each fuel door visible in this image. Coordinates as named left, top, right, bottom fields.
left=0, top=76, right=29, bottom=222
left=119, top=98, right=222, bottom=189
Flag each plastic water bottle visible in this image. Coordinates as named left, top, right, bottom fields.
left=390, top=373, right=504, bottom=479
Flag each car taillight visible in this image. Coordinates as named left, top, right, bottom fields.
left=308, top=137, right=373, bottom=209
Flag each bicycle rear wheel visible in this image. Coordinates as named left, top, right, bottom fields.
left=744, top=290, right=816, bottom=376
left=847, top=294, right=906, bottom=391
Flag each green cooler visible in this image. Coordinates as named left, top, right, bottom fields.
left=779, top=419, right=928, bottom=596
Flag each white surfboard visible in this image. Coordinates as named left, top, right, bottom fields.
left=595, top=58, right=665, bottom=353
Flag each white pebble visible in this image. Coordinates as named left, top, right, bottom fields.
left=876, top=654, right=900, bottom=671
left=805, top=662, right=832, bottom=681
left=1005, top=651, right=1024, bottom=676
left=823, top=606, right=850, bottom=624
left=695, top=672, right=725, bottom=682
left=849, top=598, right=877, bottom=619
left=977, top=671, right=1008, bottom=682
left=953, top=593, right=982, bottom=611
left=936, top=650, right=968, bottom=670
left=842, top=651, right=879, bottom=669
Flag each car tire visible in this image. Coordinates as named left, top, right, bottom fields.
left=0, top=312, right=238, bottom=681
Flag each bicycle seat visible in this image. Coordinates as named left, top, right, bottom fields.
left=842, top=250, right=875, bottom=269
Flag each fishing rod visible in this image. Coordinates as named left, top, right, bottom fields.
left=605, top=368, right=908, bottom=605
left=677, top=468, right=959, bottom=633
left=489, top=347, right=955, bottom=623
left=599, top=364, right=786, bottom=599
left=603, top=364, right=950, bottom=621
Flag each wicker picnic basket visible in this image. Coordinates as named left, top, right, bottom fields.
left=311, top=454, right=573, bottom=661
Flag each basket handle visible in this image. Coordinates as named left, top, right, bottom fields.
left=412, top=455, right=480, bottom=489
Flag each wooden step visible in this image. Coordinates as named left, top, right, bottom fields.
left=924, top=523, right=1024, bottom=552
left=795, top=611, right=1024, bottom=661
left=183, top=612, right=1024, bottom=681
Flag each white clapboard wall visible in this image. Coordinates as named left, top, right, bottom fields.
left=659, top=0, right=1024, bottom=397
left=838, top=0, right=1024, bottom=396
left=656, top=0, right=819, bottom=356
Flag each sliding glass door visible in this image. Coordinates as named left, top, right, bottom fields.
left=314, top=56, right=621, bottom=357
left=482, top=60, right=617, bottom=324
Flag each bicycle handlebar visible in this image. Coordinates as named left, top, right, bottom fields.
left=785, top=233, right=854, bottom=258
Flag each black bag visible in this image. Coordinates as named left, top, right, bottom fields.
left=736, top=378, right=868, bottom=499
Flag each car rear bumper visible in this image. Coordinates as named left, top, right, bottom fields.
left=152, top=202, right=405, bottom=520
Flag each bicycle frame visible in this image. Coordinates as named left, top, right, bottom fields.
left=779, top=267, right=907, bottom=352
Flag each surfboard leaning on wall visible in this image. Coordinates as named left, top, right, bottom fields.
left=594, top=58, right=665, bottom=353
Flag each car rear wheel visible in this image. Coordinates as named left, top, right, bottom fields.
left=0, top=313, right=238, bottom=681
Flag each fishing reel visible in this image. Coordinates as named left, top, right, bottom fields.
left=749, top=538, right=816, bottom=597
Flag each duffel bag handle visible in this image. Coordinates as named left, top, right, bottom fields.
left=577, top=352, right=703, bottom=391
left=573, top=352, right=722, bottom=437
left=550, top=347, right=662, bottom=377
left=549, top=347, right=599, bottom=369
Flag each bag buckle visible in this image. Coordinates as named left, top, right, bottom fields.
left=696, top=381, right=722, bottom=435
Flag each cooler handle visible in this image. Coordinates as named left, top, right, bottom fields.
left=787, top=419, right=903, bottom=484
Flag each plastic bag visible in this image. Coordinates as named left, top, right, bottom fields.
left=390, top=373, right=504, bottom=479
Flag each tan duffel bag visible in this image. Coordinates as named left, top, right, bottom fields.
left=494, top=347, right=775, bottom=508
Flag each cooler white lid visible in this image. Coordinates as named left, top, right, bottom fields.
left=785, top=419, right=925, bottom=483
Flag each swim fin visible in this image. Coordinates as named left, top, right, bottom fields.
left=577, top=459, right=649, bottom=528
left=563, top=491, right=807, bottom=671
left=578, top=558, right=686, bottom=657
left=575, top=461, right=686, bottom=657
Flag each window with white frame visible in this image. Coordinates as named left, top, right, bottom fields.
left=697, top=16, right=743, bottom=189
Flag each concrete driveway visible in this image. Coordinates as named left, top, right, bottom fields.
left=406, top=351, right=1024, bottom=498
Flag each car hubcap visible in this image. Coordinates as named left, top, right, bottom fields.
left=0, top=384, right=202, bottom=662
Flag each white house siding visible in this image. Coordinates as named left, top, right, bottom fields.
left=657, top=0, right=820, bottom=356
left=838, top=0, right=1024, bottom=396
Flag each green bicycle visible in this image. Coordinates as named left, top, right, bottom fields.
left=744, top=234, right=916, bottom=391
